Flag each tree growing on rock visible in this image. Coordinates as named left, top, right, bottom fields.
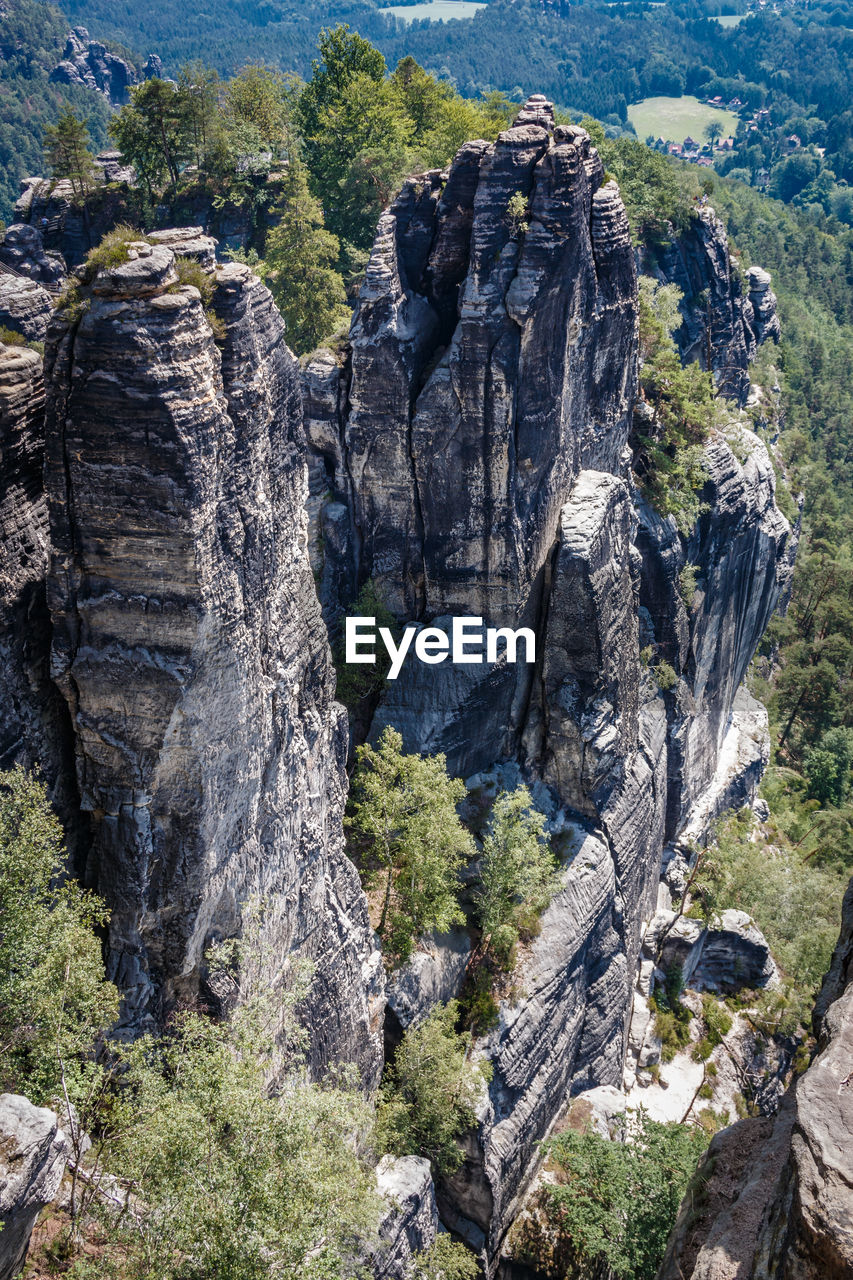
left=42, top=106, right=97, bottom=204
left=378, top=1000, right=488, bottom=1177
left=475, top=785, right=559, bottom=971
left=346, top=726, right=474, bottom=963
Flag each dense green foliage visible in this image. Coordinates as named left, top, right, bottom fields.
left=346, top=726, right=474, bottom=963
left=632, top=273, right=722, bottom=533
left=0, top=768, right=118, bottom=1108
left=379, top=1000, right=487, bottom=1176
left=475, top=785, right=559, bottom=971
left=512, top=1109, right=706, bottom=1280
left=0, top=0, right=111, bottom=219
left=0, top=773, right=385, bottom=1277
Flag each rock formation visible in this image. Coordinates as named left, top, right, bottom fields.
left=0, top=273, right=54, bottom=342
left=303, top=96, right=791, bottom=1269
left=0, top=341, right=78, bottom=831
left=49, top=26, right=139, bottom=106
left=35, top=239, right=382, bottom=1083
left=0, top=1094, right=69, bottom=1280
left=658, top=876, right=853, bottom=1280
left=647, top=204, right=779, bottom=405
left=370, top=1155, right=439, bottom=1279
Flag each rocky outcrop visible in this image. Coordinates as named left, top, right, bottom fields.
left=0, top=224, right=65, bottom=290
left=0, top=1094, right=69, bottom=1280
left=370, top=1155, right=439, bottom=1279
left=0, top=342, right=78, bottom=830
left=647, top=205, right=778, bottom=405
left=302, top=97, right=790, bottom=1270
left=386, top=927, right=472, bottom=1044
left=636, top=429, right=793, bottom=840
left=49, top=26, right=138, bottom=106
left=658, top=876, right=853, bottom=1280
left=0, top=273, right=54, bottom=342
left=40, top=241, right=383, bottom=1083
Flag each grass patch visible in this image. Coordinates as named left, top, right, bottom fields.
left=627, top=95, right=739, bottom=145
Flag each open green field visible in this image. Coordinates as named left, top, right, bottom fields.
left=386, top=0, right=485, bottom=20
left=712, top=13, right=745, bottom=25
left=627, top=95, right=740, bottom=143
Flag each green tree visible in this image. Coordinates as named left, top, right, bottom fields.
left=298, top=27, right=412, bottom=261
left=110, top=77, right=189, bottom=195
left=0, top=767, right=119, bottom=1108
left=804, top=726, right=853, bottom=805
left=224, top=63, right=297, bottom=157
left=514, top=1110, right=706, bottom=1280
left=42, top=106, right=97, bottom=204
left=476, top=786, right=559, bottom=968
left=704, top=119, right=724, bottom=145
left=94, top=1005, right=380, bottom=1279
left=176, top=61, right=220, bottom=171
left=346, top=727, right=474, bottom=963
left=410, top=1234, right=479, bottom=1280
left=262, top=154, right=349, bottom=354
left=379, top=1001, right=487, bottom=1177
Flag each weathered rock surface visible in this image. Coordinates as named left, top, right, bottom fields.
left=386, top=927, right=472, bottom=1043
left=0, top=1094, right=69, bottom=1280
left=369, top=1155, right=439, bottom=1279
left=0, top=273, right=54, bottom=342
left=0, top=342, right=77, bottom=828
left=648, top=205, right=775, bottom=405
left=302, top=97, right=790, bottom=1270
left=0, top=224, right=65, bottom=289
left=41, top=244, right=383, bottom=1083
left=658, top=876, right=853, bottom=1280
left=49, top=26, right=138, bottom=106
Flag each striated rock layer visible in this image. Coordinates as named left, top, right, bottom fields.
left=303, top=97, right=792, bottom=1269
left=41, top=243, right=383, bottom=1085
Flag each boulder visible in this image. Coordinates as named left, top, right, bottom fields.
left=370, top=1155, right=438, bottom=1279
left=0, top=1094, right=69, bottom=1280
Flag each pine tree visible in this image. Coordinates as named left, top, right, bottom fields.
left=263, top=155, right=349, bottom=354
left=42, top=106, right=97, bottom=205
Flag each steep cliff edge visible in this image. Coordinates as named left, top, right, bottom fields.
left=303, top=97, right=792, bottom=1268
left=39, top=240, right=383, bottom=1084
left=658, top=876, right=853, bottom=1280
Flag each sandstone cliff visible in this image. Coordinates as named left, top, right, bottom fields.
left=35, top=237, right=382, bottom=1084
left=303, top=97, right=792, bottom=1269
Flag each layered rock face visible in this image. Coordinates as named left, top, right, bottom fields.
left=40, top=241, right=382, bottom=1084
left=49, top=26, right=139, bottom=106
left=659, top=876, right=853, bottom=1280
left=647, top=204, right=779, bottom=405
left=304, top=97, right=791, bottom=1269
left=0, top=342, right=77, bottom=825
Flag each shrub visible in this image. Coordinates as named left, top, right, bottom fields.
left=346, top=726, right=473, bottom=964
left=410, top=1236, right=479, bottom=1280
left=378, top=1001, right=488, bottom=1177
left=476, top=785, right=559, bottom=960
left=513, top=1109, right=706, bottom=1280
left=655, top=660, right=678, bottom=691
left=0, top=325, right=26, bottom=346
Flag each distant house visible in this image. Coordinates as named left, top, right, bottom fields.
left=729, top=97, right=743, bottom=108
left=785, top=134, right=801, bottom=150
left=756, top=168, right=770, bottom=187
left=718, top=137, right=734, bottom=150
left=697, top=156, right=714, bottom=166
left=709, top=95, right=724, bottom=105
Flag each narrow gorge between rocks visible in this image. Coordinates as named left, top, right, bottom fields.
left=1, top=93, right=850, bottom=1280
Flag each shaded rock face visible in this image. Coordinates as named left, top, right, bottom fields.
left=0, top=1094, right=69, bottom=1280
left=49, top=26, right=138, bottom=106
left=0, top=343, right=78, bottom=831
left=0, top=223, right=65, bottom=289
left=40, top=244, right=383, bottom=1084
left=647, top=204, right=778, bottom=406
left=303, top=99, right=790, bottom=1270
left=659, top=877, right=853, bottom=1280
left=370, top=1155, right=438, bottom=1279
